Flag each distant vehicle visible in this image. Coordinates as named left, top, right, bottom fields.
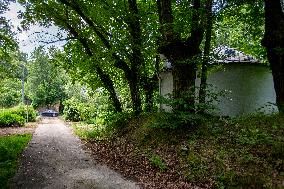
left=41, top=110, right=59, bottom=117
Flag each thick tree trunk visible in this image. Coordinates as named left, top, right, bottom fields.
left=129, top=78, right=142, bottom=115
left=157, top=0, right=204, bottom=111
left=262, top=0, right=284, bottom=113
left=172, top=60, right=196, bottom=103
left=267, top=49, right=284, bottom=113
left=126, top=0, right=144, bottom=115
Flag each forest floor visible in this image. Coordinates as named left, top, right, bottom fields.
left=11, top=117, right=140, bottom=189
left=72, top=113, right=284, bottom=189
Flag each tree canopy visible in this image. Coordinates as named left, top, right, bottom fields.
left=0, top=0, right=19, bottom=80
left=25, top=46, right=66, bottom=108
left=11, top=0, right=284, bottom=113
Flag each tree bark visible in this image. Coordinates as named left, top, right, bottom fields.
left=199, top=0, right=213, bottom=106
left=262, top=0, right=284, bottom=113
left=157, top=0, right=204, bottom=111
left=126, top=0, right=144, bottom=115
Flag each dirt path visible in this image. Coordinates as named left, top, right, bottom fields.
left=11, top=117, right=140, bottom=189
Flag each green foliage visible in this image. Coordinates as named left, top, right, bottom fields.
left=215, top=1, right=266, bottom=62
left=0, top=134, right=32, bottom=189
left=154, top=86, right=223, bottom=129
left=9, top=105, right=37, bottom=122
left=72, top=123, right=105, bottom=140
left=0, top=78, right=21, bottom=108
left=0, top=105, right=36, bottom=127
left=149, top=112, right=206, bottom=129
left=180, top=113, right=284, bottom=188
left=63, top=97, right=97, bottom=122
left=0, top=111, right=25, bottom=127
left=0, top=6, right=18, bottom=74
left=104, top=112, right=134, bottom=130
left=26, top=47, right=66, bottom=108
left=149, top=154, right=167, bottom=172
left=18, top=0, right=160, bottom=113
left=63, top=98, right=81, bottom=122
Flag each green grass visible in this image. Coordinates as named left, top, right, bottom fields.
left=72, top=122, right=106, bottom=140
left=149, top=153, right=168, bottom=172
left=0, top=134, right=32, bottom=189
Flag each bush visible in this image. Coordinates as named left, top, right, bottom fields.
left=149, top=111, right=208, bottom=129
left=0, top=105, right=37, bottom=127
left=9, top=105, right=37, bottom=122
left=0, top=111, right=25, bottom=127
left=63, top=98, right=97, bottom=122
left=104, top=112, right=134, bottom=129
left=63, top=99, right=81, bottom=121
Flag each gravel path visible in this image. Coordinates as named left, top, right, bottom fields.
left=11, top=117, right=140, bottom=189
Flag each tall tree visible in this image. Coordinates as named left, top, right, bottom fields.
left=157, top=0, right=208, bottom=111
left=19, top=0, right=159, bottom=114
left=262, top=0, right=284, bottom=113
left=26, top=47, right=66, bottom=108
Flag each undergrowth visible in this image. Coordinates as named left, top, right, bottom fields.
left=73, top=112, right=284, bottom=188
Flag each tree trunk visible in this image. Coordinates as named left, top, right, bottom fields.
left=65, top=23, right=123, bottom=113
left=262, top=0, right=284, bottom=113
left=129, top=78, right=142, bottom=115
left=142, top=76, right=158, bottom=112
left=157, top=0, right=204, bottom=111
left=95, top=65, right=122, bottom=113
left=126, top=0, right=144, bottom=115
left=267, top=49, right=284, bottom=113
left=199, top=0, right=213, bottom=105
left=61, top=0, right=141, bottom=114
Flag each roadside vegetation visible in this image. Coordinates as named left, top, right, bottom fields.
left=0, top=105, right=37, bottom=188
left=72, top=113, right=284, bottom=188
left=0, top=134, right=32, bottom=189
left=1, top=0, right=284, bottom=188
left=0, top=105, right=37, bottom=127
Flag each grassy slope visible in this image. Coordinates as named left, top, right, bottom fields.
left=0, top=134, right=32, bottom=189
left=74, top=113, right=284, bottom=188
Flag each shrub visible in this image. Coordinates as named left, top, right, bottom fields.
left=104, top=112, right=134, bottom=129
left=63, top=98, right=97, bottom=122
left=9, top=105, right=37, bottom=122
left=149, top=111, right=208, bottom=129
left=63, top=98, right=82, bottom=121
left=0, top=111, right=25, bottom=127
